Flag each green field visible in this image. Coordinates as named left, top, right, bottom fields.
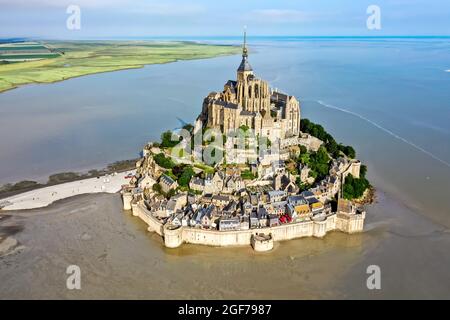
left=0, top=54, right=61, bottom=59
left=0, top=45, right=49, bottom=51
left=0, top=41, right=240, bottom=93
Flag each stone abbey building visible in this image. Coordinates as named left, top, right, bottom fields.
left=200, top=32, right=301, bottom=141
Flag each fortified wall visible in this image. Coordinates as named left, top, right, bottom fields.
left=126, top=200, right=365, bottom=252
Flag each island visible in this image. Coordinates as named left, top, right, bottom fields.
left=122, top=33, right=371, bottom=252
left=0, top=40, right=240, bottom=93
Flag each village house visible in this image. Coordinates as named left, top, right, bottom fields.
left=271, top=201, right=287, bottom=215
left=225, top=166, right=241, bottom=177
left=201, top=206, right=214, bottom=229
left=137, top=174, right=155, bottom=190
left=300, top=190, right=316, bottom=201
left=308, top=197, right=325, bottom=215
left=219, top=215, right=241, bottom=231
left=242, top=200, right=253, bottom=215
left=299, top=164, right=311, bottom=184
left=240, top=215, right=250, bottom=230
left=268, top=214, right=279, bottom=227
left=153, top=199, right=169, bottom=218
left=223, top=200, right=238, bottom=215
left=181, top=210, right=191, bottom=226
left=169, top=211, right=185, bottom=227
left=212, top=194, right=232, bottom=208
left=166, top=199, right=177, bottom=216
left=159, top=174, right=178, bottom=193
left=170, top=193, right=187, bottom=209
left=189, top=212, right=199, bottom=227
left=189, top=177, right=205, bottom=193
left=250, top=212, right=259, bottom=229
left=204, top=171, right=225, bottom=194
left=272, top=160, right=286, bottom=175
left=287, top=195, right=308, bottom=206
left=200, top=193, right=213, bottom=205
left=256, top=161, right=273, bottom=178
left=257, top=206, right=269, bottom=227
left=267, top=190, right=287, bottom=202
left=287, top=202, right=311, bottom=221
left=187, top=193, right=197, bottom=205
left=249, top=193, right=259, bottom=208
left=273, top=173, right=298, bottom=194
left=223, top=176, right=244, bottom=194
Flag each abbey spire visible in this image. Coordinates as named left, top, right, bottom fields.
left=237, top=28, right=253, bottom=76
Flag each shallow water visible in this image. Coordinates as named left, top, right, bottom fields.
left=0, top=37, right=449, bottom=227
left=0, top=192, right=449, bottom=299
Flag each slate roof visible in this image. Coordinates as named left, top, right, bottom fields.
left=237, top=56, right=252, bottom=72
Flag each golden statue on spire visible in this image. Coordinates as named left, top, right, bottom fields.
left=243, top=26, right=248, bottom=57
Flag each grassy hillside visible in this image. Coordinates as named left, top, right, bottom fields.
left=0, top=41, right=240, bottom=93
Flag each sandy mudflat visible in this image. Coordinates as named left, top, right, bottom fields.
left=0, top=171, right=135, bottom=210
left=0, top=189, right=449, bottom=299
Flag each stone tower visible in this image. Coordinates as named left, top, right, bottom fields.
left=236, top=30, right=271, bottom=113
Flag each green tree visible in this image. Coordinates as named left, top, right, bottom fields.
left=343, top=174, right=370, bottom=200
left=172, top=165, right=185, bottom=178
left=160, top=131, right=180, bottom=149
left=338, top=144, right=356, bottom=158
left=153, top=153, right=175, bottom=169
left=299, top=152, right=310, bottom=165
left=178, top=166, right=195, bottom=187
left=301, top=118, right=357, bottom=158
left=308, top=146, right=330, bottom=180
left=360, top=164, right=368, bottom=178
left=152, top=183, right=162, bottom=194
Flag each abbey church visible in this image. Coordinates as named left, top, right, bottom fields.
left=199, top=32, right=301, bottom=142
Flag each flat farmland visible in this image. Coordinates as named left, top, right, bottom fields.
left=0, top=41, right=240, bottom=93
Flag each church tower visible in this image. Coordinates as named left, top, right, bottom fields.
left=237, top=28, right=253, bottom=82
left=236, top=29, right=271, bottom=113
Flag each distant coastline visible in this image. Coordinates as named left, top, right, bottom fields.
left=0, top=40, right=240, bottom=94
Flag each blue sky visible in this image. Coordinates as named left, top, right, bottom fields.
left=1, top=0, right=449, bottom=38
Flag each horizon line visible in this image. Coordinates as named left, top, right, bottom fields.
left=2, top=35, right=450, bottom=42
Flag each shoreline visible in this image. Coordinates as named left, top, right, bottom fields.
left=0, top=159, right=139, bottom=200
left=0, top=170, right=135, bottom=211
left=352, top=186, right=376, bottom=206
left=0, top=52, right=237, bottom=94
left=0, top=41, right=240, bottom=94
